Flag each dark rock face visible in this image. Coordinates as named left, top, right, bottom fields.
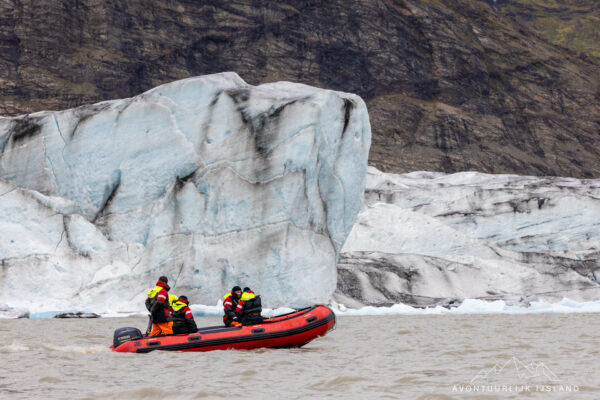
left=1, top=0, right=599, bottom=177
left=478, top=0, right=600, bottom=58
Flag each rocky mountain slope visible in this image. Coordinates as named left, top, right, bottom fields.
left=481, top=0, right=600, bottom=57
left=1, top=0, right=599, bottom=177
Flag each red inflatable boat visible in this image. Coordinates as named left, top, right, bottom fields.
left=111, top=305, right=336, bottom=353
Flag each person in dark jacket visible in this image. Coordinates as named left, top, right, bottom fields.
left=223, top=286, right=242, bottom=327
left=171, top=295, right=198, bottom=334
left=235, top=287, right=263, bottom=325
left=145, top=276, right=173, bottom=336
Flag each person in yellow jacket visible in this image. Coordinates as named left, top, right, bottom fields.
left=171, top=295, right=198, bottom=334
left=235, top=287, right=263, bottom=325
left=144, top=276, right=173, bottom=336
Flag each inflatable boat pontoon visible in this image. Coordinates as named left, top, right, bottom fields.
left=111, top=305, right=336, bottom=353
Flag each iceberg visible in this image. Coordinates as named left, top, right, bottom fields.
left=0, top=73, right=371, bottom=313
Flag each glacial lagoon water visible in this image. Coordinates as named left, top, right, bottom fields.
left=1, top=314, right=598, bottom=399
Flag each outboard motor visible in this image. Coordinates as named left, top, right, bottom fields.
left=113, top=327, right=143, bottom=348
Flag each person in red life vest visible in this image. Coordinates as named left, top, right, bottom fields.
left=171, top=295, right=198, bottom=334
left=235, top=287, right=263, bottom=325
left=145, top=293, right=176, bottom=336
left=145, top=276, right=173, bottom=336
left=223, top=286, right=242, bottom=327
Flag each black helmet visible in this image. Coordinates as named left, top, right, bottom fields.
left=178, top=295, right=188, bottom=303
left=243, top=287, right=250, bottom=292
left=232, top=286, right=241, bottom=292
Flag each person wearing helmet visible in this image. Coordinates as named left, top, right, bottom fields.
left=223, top=286, right=242, bottom=327
left=171, top=295, right=198, bottom=334
left=235, top=287, right=263, bottom=325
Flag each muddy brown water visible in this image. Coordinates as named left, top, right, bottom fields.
left=0, top=314, right=598, bottom=399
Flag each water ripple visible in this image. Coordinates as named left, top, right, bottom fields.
left=0, top=314, right=598, bottom=399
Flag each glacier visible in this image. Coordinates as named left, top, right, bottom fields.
left=336, top=167, right=600, bottom=308
left=2, top=72, right=600, bottom=317
left=329, top=298, right=600, bottom=315
left=0, top=72, right=371, bottom=314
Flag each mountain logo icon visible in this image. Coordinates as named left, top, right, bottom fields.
left=470, top=357, right=559, bottom=384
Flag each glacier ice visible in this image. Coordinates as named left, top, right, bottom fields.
left=4, top=72, right=599, bottom=316
left=337, top=167, right=600, bottom=308
left=0, top=303, right=29, bottom=319
left=0, top=72, right=371, bottom=313
left=329, top=298, right=600, bottom=315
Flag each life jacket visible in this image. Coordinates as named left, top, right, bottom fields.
left=145, top=281, right=170, bottom=323
left=237, top=290, right=262, bottom=317
left=145, top=281, right=170, bottom=310
left=171, top=298, right=198, bottom=333
left=167, top=294, right=178, bottom=317
left=172, top=300, right=187, bottom=312
left=172, top=299, right=188, bottom=321
left=223, top=292, right=240, bottom=324
left=223, top=292, right=240, bottom=309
